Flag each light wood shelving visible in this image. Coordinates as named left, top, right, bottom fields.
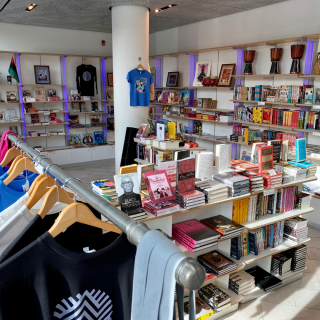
left=184, top=107, right=234, bottom=113
left=21, top=84, right=66, bottom=87
left=0, top=121, right=24, bottom=125
left=25, top=111, right=68, bottom=115
left=69, top=112, right=109, bottom=114
left=156, top=113, right=230, bottom=125
left=26, top=134, right=69, bottom=139
left=25, top=122, right=69, bottom=127
left=230, top=100, right=313, bottom=107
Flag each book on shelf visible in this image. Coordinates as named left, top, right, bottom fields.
left=175, top=296, right=213, bottom=320
left=93, top=131, right=104, bottom=144
left=106, top=90, right=113, bottom=101
left=215, top=144, right=231, bottom=173
left=229, top=270, right=255, bottom=295
left=34, top=88, right=46, bottom=101
left=246, top=266, right=282, bottom=292
left=137, top=164, right=154, bottom=190
left=91, top=102, right=99, bottom=111
left=91, top=179, right=116, bottom=195
left=195, top=152, right=214, bottom=181
left=31, top=113, right=39, bottom=124
left=176, top=158, right=196, bottom=194
left=198, top=284, right=231, bottom=312
left=69, top=134, right=82, bottom=146
left=143, top=199, right=179, bottom=217
left=81, top=133, right=94, bottom=145
left=158, top=160, right=177, bottom=188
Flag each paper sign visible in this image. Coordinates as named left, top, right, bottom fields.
left=258, top=101, right=265, bottom=106
left=313, top=105, right=320, bottom=109
left=44, top=112, right=50, bottom=116
left=264, top=188, right=275, bottom=196
left=312, top=131, right=320, bottom=136
left=268, top=169, right=277, bottom=176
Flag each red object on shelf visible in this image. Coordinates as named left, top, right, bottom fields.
left=184, top=142, right=198, bottom=148
left=188, top=113, right=196, bottom=118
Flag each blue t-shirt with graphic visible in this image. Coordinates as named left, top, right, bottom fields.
left=126, top=69, right=154, bottom=107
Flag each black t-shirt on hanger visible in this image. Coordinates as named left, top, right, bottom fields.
left=0, top=232, right=136, bottom=320
left=76, top=64, right=98, bottom=96
left=0, top=202, right=103, bottom=264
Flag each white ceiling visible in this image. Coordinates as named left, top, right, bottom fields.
left=0, top=0, right=290, bottom=33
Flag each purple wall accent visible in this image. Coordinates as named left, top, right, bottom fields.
left=61, top=56, right=70, bottom=138
left=303, top=40, right=315, bottom=86
left=16, top=53, right=26, bottom=141
left=231, top=143, right=237, bottom=160
left=188, top=55, right=196, bottom=136
left=235, top=49, right=244, bottom=86
left=101, top=58, right=108, bottom=138
left=155, top=58, right=162, bottom=122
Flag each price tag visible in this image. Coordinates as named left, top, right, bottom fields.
left=268, top=169, right=277, bottom=176
left=242, top=151, right=247, bottom=156
left=163, top=115, right=167, bottom=118
left=264, top=188, right=275, bottom=196
left=44, top=112, right=50, bottom=116
left=313, top=105, right=320, bottom=109
left=313, top=131, right=320, bottom=136
left=258, top=101, right=265, bottom=106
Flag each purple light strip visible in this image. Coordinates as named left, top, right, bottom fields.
left=156, top=58, right=162, bottom=122
left=61, top=56, right=70, bottom=138
left=16, top=53, right=26, bottom=141
left=303, top=40, right=315, bottom=86
left=102, top=58, right=108, bottom=138
left=188, top=55, right=196, bottom=136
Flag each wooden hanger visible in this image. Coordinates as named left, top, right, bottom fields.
left=1, top=148, right=21, bottom=167
left=83, top=58, right=90, bottom=65
left=37, top=186, right=74, bottom=218
left=3, top=157, right=38, bottom=185
left=27, top=174, right=46, bottom=195
left=137, top=57, right=145, bottom=70
left=49, top=202, right=122, bottom=237
left=6, top=155, right=23, bottom=175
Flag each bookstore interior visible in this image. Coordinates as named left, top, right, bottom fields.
left=2, top=1, right=320, bottom=320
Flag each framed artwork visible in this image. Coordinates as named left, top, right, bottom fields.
left=34, top=65, right=51, bottom=84
left=150, top=67, right=156, bottom=83
left=107, top=73, right=113, bottom=86
left=166, top=72, right=179, bottom=87
left=217, top=64, right=236, bottom=87
left=193, top=61, right=211, bottom=86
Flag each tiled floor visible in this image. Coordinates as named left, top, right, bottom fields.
left=60, top=160, right=320, bottom=320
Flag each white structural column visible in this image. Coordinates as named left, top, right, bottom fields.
left=112, top=5, right=150, bottom=170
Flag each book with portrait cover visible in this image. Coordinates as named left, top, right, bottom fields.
left=200, top=215, right=244, bottom=236
left=143, top=170, right=175, bottom=204
left=197, top=250, right=237, bottom=273
left=176, top=158, right=196, bottom=194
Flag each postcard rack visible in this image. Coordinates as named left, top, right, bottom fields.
left=7, top=133, right=205, bottom=320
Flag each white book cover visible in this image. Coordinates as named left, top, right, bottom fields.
left=216, top=144, right=231, bottom=173
left=156, top=123, right=165, bottom=140
left=195, top=152, right=214, bottom=180
left=158, top=160, right=177, bottom=187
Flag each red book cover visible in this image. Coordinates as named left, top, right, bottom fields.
left=161, top=92, right=169, bottom=103
left=176, top=158, right=196, bottom=194
left=258, top=146, right=273, bottom=173
left=262, top=108, right=271, bottom=124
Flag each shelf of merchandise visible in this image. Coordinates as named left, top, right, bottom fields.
left=303, top=192, right=320, bottom=200
left=25, top=122, right=69, bottom=127
left=134, top=158, right=151, bottom=165
left=69, top=125, right=109, bottom=129
left=0, top=121, right=24, bottom=125
left=69, top=112, right=109, bottom=115
left=133, top=140, right=207, bottom=152
left=289, top=153, right=320, bottom=161
left=73, top=100, right=108, bottom=103
left=239, top=238, right=310, bottom=265
left=154, top=86, right=231, bottom=90
left=142, top=193, right=252, bottom=223
left=230, top=100, right=313, bottom=107
left=25, top=111, right=68, bottom=115
left=226, top=140, right=251, bottom=146
left=241, top=207, right=314, bottom=230
left=184, top=107, right=234, bottom=113
left=0, top=84, right=19, bottom=86
left=24, top=100, right=69, bottom=104
left=229, top=119, right=314, bottom=133
left=186, top=135, right=227, bottom=144
left=26, top=134, right=69, bottom=139
left=155, top=114, right=231, bottom=125
left=231, top=74, right=299, bottom=78
left=21, top=84, right=66, bottom=87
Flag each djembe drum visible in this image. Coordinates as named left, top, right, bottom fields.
left=270, top=48, right=282, bottom=74
left=290, top=44, right=305, bottom=74
left=243, top=50, right=255, bottom=75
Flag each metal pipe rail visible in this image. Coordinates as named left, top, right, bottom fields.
left=7, top=134, right=206, bottom=291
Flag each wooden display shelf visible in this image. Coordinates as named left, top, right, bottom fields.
left=70, top=124, right=108, bottom=129
left=69, top=112, right=109, bottom=114
left=230, top=100, right=313, bottom=107
left=71, top=100, right=108, bottom=103
left=21, top=84, right=66, bottom=87
left=186, top=135, right=227, bottom=144
left=226, top=140, right=251, bottom=146
left=0, top=84, right=19, bottom=86
left=156, top=114, right=230, bottom=125
left=25, top=111, right=67, bottom=115
left=239, top=238, right=310, bottom=265
left=134, top=158, right=151, bottom=165
left=154, top=86, right=231, bottom=90
left=229, top=119, right=314, bottom=133
left=298, top=75, right=320, bottom=78
left=26, top=134, right=69, bottom=139
left=0, top=121, right=24, bottom=124
left=184, top=107, right=234, bottom=113
left=24, top=100, right=69, bottom=104
left=25, top=122, right=68, bottom=127
left=231, top=74, right=298, bottom=78
left=289, top=153, right=320, bottom=161
left=241, top=207, right=314, bottom=230
left=303, top=192, right=320, bottom=200
left=141, top=193, right=251, bottom=223
left=40, top=143, right=114, bottom=152
left=151, top=103, right=186, bottom=106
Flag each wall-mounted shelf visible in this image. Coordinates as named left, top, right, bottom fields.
left=0, top=121, right=24, bottom=124
left=26, top=134, right=69, bottom=139
left=21, top=84, right=66, bottom=87
left=230, top=100, right=314, bottom=107
left=0, top=84, right=19, bottom=86
left=232, top=74, right=299, bottom=78
left=186, top=135, right=227, bottom=144
left=25, top=111, right=68, bottom=115
left=156, top=113, right=231, bottom=125
left=69, top=124, right=108, bottom=129
left=184, top=107, right=234, bottom=113
left=26, top=122, right=69, bottom=127
left=69, top=112, right=109, bottom=114
left=24, top=100, right=69, bottom=104
left=154, top=86, right=231, bottom=90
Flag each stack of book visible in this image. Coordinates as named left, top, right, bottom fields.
left=197, top=250, right=238, bottom=276
left=246, top=195, right=259, bottom=221
left=230, top=160, right=259, bottom=172
left=176, top=297, right=214, bottom=320
left=289, top=160, right=317, bottom=178
left=201, top=215, right=245, bottom=240
left=92, top=179, right=117, bottom=196
left=248, top=228, right=265, bottom=255
left=198, top=284, right=231, bottom=313
left=262, top=172, right=283, bottom=188
left=174, top=190, right=205, bottom=209
left=284, top=217, right=308, bottom=244
left=232, top=198, right=249, bottom=224
left=296, top=192, right=311, bottom=209
left=143, top=199, right=179, bottom=217
left=246, top=266, right=282, bottom=292
left=229, top=270, right=255, bottom=295
left=172, top=219, right=221, bottom=253
left=231, top=233, right=249, bottom=260
left=195, top=179, right=228, bottom=204
left=276, top=186, right=296, bottom=213
left=286, top=244, right=307, bottom=272
left=271, top=253, right=292, bottom=276
left=235, top=171, right=264, bottom=193
left=213, top=172, right=250, bottom=197
left=283, top=165, right=307, bottom=181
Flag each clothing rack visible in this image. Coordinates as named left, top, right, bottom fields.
left=7, top=134, right=206, bottom=293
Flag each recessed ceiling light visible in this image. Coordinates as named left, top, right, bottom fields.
left=25, top=4, right=37, bottom=12
left=155, top=8, right=160, bottom=13
left=168, top=4, right=172, bottom=8
left=155, top=4, right=176, bottom=13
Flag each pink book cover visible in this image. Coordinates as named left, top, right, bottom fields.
left=176, top=158, right=196, bottom=194
left=159, top=161, right=177, bottom=187
left=176, top=190, right=204, bottom=200
left=143, top=170, right=175, bottom=204
left=172, top=230, right=195, bottom=248
left=144, top=200, right=179, bottom=216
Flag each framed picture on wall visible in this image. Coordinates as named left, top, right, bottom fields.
left=150, top=67, right=156, bottom=83
left=193, top=61, right=211, bottom=86
left=217, top=64, right=236, bottom=87
left=34, top=65, right=51, bottom=84
left=166, top=72, right=179, bottom=87
left=107, top=73, right=113, bottom=86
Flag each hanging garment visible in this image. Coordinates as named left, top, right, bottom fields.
left=0, top=202, right=103, bottom=260
left=0, top=171, right=38, bottom=192
left=0, top=181, right=27, bottom=211
left=0, top=165, right=9, bottom=176
left=131, top=229, right=185, bottom=320
left=76, top=64, right=98, bottom=96
left=0, top=130, right=18, bottom=164
left=0, top=232, right=135, bottom=320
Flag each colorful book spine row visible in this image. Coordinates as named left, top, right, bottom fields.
left=232, top=198, right=249, bottom=224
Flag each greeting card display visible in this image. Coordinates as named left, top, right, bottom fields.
left=143, top=170, right=175, bottom=204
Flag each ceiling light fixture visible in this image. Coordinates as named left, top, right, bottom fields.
left=154, top=4, right=176, bottom=13
left=25, top=3, right=37, bottom=12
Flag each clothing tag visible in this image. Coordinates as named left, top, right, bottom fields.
left=264, top=188, right=275, bottom=196
left=35, top=163, right=44, bottom=174
left=258, top=101, right=265, bottom=106
left=268, top=169, right=277, bottom=176
left=83, top=247, right=96, bottom=253
left=22, top=179, right=30, bottom=192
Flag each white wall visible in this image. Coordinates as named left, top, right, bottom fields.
left=0, top=22, right=112, bottom=56
left=150, top=0, right=320, bottom=56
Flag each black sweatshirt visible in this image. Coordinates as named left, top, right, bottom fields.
left=76, top=64, right=98, bottom=96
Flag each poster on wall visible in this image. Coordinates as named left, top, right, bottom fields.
left=150, top=67, right=156, bottom=83
left=193, top=61, right=211, bottom=86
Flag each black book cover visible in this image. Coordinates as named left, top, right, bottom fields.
left=200, top=215, right=244, bottom=235
left=246, top=266, right=282, bottom=291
